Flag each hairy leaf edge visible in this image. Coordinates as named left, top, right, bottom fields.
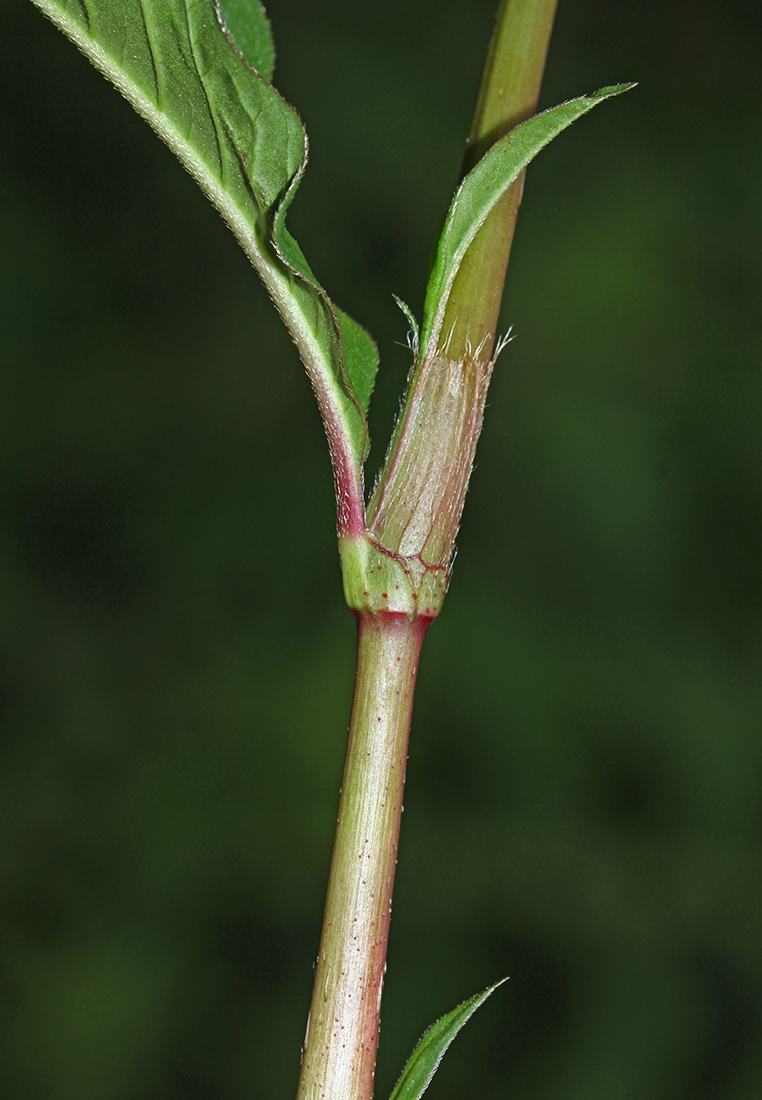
left=388, top=978, right=508, bottom=1100
left=420, top=83, right=636, bottom=358
left=30, top=0, right=375, bottom=533
left=217, top=1, right=377, bottom=453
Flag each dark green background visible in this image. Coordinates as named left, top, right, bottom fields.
left=1, top=1, right=761, bottom=1097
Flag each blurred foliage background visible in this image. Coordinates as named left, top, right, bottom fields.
left=1, top=0, right=761, bottom=1097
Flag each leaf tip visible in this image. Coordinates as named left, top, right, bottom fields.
left=387, top=978, right=509, bottom=1100
left=593, top=81, right=638, bottom=98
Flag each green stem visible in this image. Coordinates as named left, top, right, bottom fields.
left=297, top=4, right=559, bottom=1099
left=296, top=612, right=430, bottom=1100
left=438, top=0, right=558, bottom=362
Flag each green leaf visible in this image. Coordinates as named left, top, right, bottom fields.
left=388, top=979, right=507, bottom=1100
left=217, top=0, right=275, bottom=80
left=29, top=0, right=377, bottom=530
left=420, top=84, right=636, bottom=358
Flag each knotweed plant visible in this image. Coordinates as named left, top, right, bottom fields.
left=25, top=0, right=632, bottom=1096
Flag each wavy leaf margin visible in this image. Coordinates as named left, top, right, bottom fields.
left=29, top=0, right=378, bottom=533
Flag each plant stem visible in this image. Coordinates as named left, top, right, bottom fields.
left=439, top=0, right=558, bottom=362
left=297, top=4, right=558, bottom=1099
left=296, top=612, right=431, bottom=1100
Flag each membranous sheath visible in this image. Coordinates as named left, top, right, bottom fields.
left=369, top=352, right=492, bottom=567
left=340, top=349, right=493, bottom=620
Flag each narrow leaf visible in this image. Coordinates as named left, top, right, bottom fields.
left=388, top=979, right=507, bottom=1100
left=421, top=84, right=636, bottom=357
left=29, top=0, right=377, bottom=530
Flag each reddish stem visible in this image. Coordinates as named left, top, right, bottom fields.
left=296, top=612, right=431, bottom=1100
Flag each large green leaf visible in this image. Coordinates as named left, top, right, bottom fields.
left=420, top=84, right=636, bottom=358
left=388, top=979, right=507, bottom=1100
left=29, top=0, right=377, bottom=532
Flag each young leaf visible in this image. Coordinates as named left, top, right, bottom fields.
left=28, top=0, right=377, bottom=533
left=388, top=979, right=507, bottom=1100
left=420, top=84, right=636, bottom=358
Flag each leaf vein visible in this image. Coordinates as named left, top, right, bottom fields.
left=136, top=0, right=161, bottom=105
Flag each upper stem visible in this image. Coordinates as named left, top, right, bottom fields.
left=438, top=0, right=558, bottom=362
left=296, top=612, right=430, bottom=1100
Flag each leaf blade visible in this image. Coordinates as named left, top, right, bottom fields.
left=29, top=0, right=377, bottom=529
left=421, top=84, right=636, bottom=357
left=388, top=979, right=507, bottom=1100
